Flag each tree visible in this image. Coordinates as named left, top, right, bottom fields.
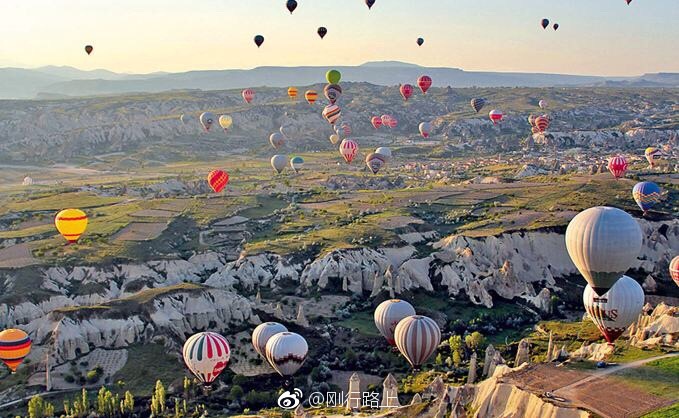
left=151, top=380, right=166, bottom=416
left=229, top=385, right=244, bottom=401
left=465, top=331, right=486, bottom=352
left=435, top=353, right=443, bottom=366
left=28, top=395, right=52, bottom=418
left=452, top=350, right=462, bottom=368
left=449, top=335, right=463, bottom=353
left=122, top=391, right=134, bottom=416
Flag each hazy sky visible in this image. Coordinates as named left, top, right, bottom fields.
left=1, top=0, right=678, bottom=76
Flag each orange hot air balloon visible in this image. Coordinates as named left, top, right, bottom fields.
left=55, top=209, right=88, bottom=243
left=207, top=170, right=229, bottom=193
left=287, top=87, right=298, bottom=100
left=0, top=329, right=32, bottom=373
left=304, top=90, right=318, bottom=104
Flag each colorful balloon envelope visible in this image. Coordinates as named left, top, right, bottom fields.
left=539, top=100, right=547, bottom=109
left=265, top=332, right=308, bottom=377
left=242, top=89, right=255, bottom=103
left=374, top=299, right=416, bottom=345
left=85, top=45, right=93, bottom=55
left=340, top=139, right=358, bottom=164
left=207, top=170, right=229, bottom=193
left=254, top=35, right=265, bottom=48
left=317, top=27, right=327, bottom=39
left=182, top=332, right=230, bottom=385
left=528, top=114, right=537, bottom=127
left=565, top=206, right=642, bottom=295
left=340, top=123, right=351, bottom=138
left=326, top=70, right=341, bottom=85
left=218, top=115, right=233, bottom=132
left=541, top=18, right=550, bottom=29
left=323, top=84, right=342, bottom=104
left=419, top=122, right=432, bottom=138
left=270, top=132, right=286, bottom=149
left=607, top=156, right=628, bottom=179
left=583, top=275, right=643, bottom=345
left=670, top=256, right=679, bottom=287
left=371, top=116, right=383, bottom=129
left=380, top=115, right=392, bottom=125
left=304, top=90, right=318, bottom=104
left=271, top=155, right=288, bottom=174
left=322, top=104, right=341, bottom=125
left=394, top=315, right=440, bottom=368
left=200, top=112, right=215, bottom=131
left=534, top=115, right=550, bottom=133
left=644, top=147, right=662, bottom=168
left=287, top=87, right=298, bottom=99
left=0, top=329, right=32, bottom=373
left=252, top=322, right=288, bottom=359
left=632, top=182, right=662, bottom=213
left=417, top=75, right=432, bottom=94
left=416, top=37, right=424, bottom=46
left=387, top=117, right=398, bottom=129
left=400, top=84, right=414, bottom=101
left=55, top=208, right=88, bottom=243
left=365, top=152, right=387, bottom=175
left=286, top=0, right=297, bottom=14
left=290, top=156, right=304, bottom=173
left=471, top=98, right=486, bottom=113
left=329, top=134, right=340, bottom=145
left=489, top=110, right=503, bottom=124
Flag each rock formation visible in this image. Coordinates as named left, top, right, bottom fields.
left=346, top=372, right=361, bottom=411
left=629, top=303, right=678, bottom=349
left=295, top=304, right=309, bottom=327
left=483, top=344, right=497, bottom=377
left=381, top=373, right=400, bottom=408
left=467, top=352, right=478, bottom=384
left=514, top=339, right=530, bottom=367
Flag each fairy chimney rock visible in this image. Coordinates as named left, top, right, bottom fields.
left=381, top=373, right=400, bottom=408
left=346, top=372, right=361, bottom=411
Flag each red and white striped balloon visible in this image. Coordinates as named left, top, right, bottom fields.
left=489, top=110, right=503, bottom=125
left=417, top=75, right=432, bottom=94
left=242, top=89, right=255, bottom=103
left=394, top=315, right=441, bottom=368
left=182, top=332, right=231, bottom=385
left=400, top=84, right=414, bottom=101
left=339, top=139, right=358, bottom=164
left=387, top=117, right=398, bottom=129
left=670, top=256, right=679, bottom=287
left=534, top=115, right=550, bottom=133
left=607, top=156, right=628, bottom=179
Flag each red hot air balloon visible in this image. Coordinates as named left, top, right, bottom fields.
left=242, top=89, right=255, bottom=103
left=534, top=115, right=550, bottom=133
left=607, top=156, right=628, bottom=179
left=670, top=256, right=679, bottom=287
left=339, top=139, right=358, bottom=164
left=417, top=75, right=432, bottom=94
left=381, top=115, right=391, bottom=125
left=371, top=116, right=383, bottom=129
left=85, top=45, right=93, bottom=55
left=489, top=110, right=503, bottom=124
left=400, top=84, right=414, bottom=101
left=207, top=170, right=229, bottom=193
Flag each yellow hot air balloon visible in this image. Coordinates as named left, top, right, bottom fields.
left=218, top=115, right=233, bottom=132
left=0, top=329, right=32, bottom=373
left=287, top=87, right=298, bottom=100
left=55, top=208, right=88, bottom=243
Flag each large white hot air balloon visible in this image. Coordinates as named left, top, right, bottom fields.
left=565, top=207, right=642, bottom=296
left=583, top=275, right=644, bottom=345
left=375, top=147, right=392, bottom=161
left=271, top=155, right=288, bottom=174
left=394, top=315, right=440, bottom=368
left=419, top=122, right=432, bottom=138
left=374, top=299, right=416, bottom=345
left=252, top=322, right=288, bottom=359
left=265, top=332, right=308, bottom=378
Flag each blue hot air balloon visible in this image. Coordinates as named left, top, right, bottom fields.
left=632, top=181, right=661, bottom=214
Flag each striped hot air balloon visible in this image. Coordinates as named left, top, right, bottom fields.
left=489, top=110, right=503, bottom=124
left=534, top=115, right=550, bottom=133
left=287, top=87, right=298, bottom=100
left=339, top=139, right=358, bottom=164
left=324, top=84, right=342, bottom=104
left=55, top=209, right=88, bottom=243
left=371, top=116, right=383, bottom=129
left=290, top=156, right=304, bottom=173
left=400, top=84, right=414, bottom=101
left=387, top=117, right=398, bottom=129
left=182, top=332, right=230, bottom=385
left=670, top=256, right=679, bottom=287
left=365, top=152, right=387, bottom=175
left=322, top=104, right=341, bottom=125
left=304, top=90, right=318, bottom=105
left=341, top=123, right=351, bottom=138
left=528, top=114, right=537, bottom=127
left=200, top=112, right=215, bottom=132
left=381, top=115, right=392, bottom=125
left=0, top=329, right=32, bottom=373
left=265, top=332, right=308, bottom=377
left=583, top=275, right=644, bottom=345
left=374, top=299, right=416, bottom=345
left=417, top=75, right=432, bottom=94
left=632, top=182, right=662, bottom=214
left=207, top=170, right=229, bottom=193
left=471, top=98, right=486, bottom=113
left=607, top=156, right=628, bottom=179
left=394, top=315, right=441, bottom=368
left=252, top=322, right=288, bottom=359
left=242, top=89, right=255, bottom=103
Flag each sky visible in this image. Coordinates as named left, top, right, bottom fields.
left=1, top=0, right=678, bottom=76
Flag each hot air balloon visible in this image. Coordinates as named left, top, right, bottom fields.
left=280, top=125, right=294, bottom=139
left=489, top=110, right=503, bottom=124
left=541, top=18, right=550, bottom=29
left=365, top=152, right=387, bottom=175
left=329, top=134, right=340, bottom=145
left=322, top=104, right=341, bottom=125
left=565, top=206, right=642, bottom=295
left=242, top=89, right=255, bottom=103
left=625, top=0, right=632, bottom=5
left=340, top=123, right=351, bottom=138
left=417, top=75, right=432, bottom=94
left=271, top=155, right=288, bottom=174
left=375, top=147, right=392, bottom=161
left=22, top=177, right=33, bottom=186
left=254, top=35, right=265, bottom=48
left=539, top=100, right=547, bottom=109
left=200, top=112, right=215, bottom=131
left=583, top=275, right=644, bottom=345
left=270, top=132, right=286, bottom=149
left=394, top=315, right=440, bottom=369
left=219, top=115, right=233, bottom=132
left=0, top=329, right=32, bottom=373
left=183, top=332, right=230, bottom=386
left=304, top=90, right=318, bottom=104
left=286, top=0, right=297, bottom=14
left=265, top=332, right=308, bottom=378
left=371, top=116, right=383, bottom=129
left=180, top=114, right=191, bottom=124
left=553, top=23, right=559, bottom=31
left=380, top=115, right=392, bottom=125
left=55, top=209, right=88, bottom=243
left=416, top=37, right=424, bottom=46
left=287, top=87, right=298, bottom=100
left=374, top=299, right=416, bottom=345
left=632, top=182, right=662, bottom=214
left=419, top=122, right=432, bottom=138
left=366, top=0, right=376, bottom=9
left=670, top=256, right=679, bottom=287
left=207, top=170, right=229, bottom=193
left=607, top=156, right=628, bottom=179
left=644, top=147, right=662, bottom=168
left=317, top=27, right=327, bottom=39
left=400, top=84, right=414, bottom=101
left=324, top=84, right=342, bottom=104
left=470, top=98, right=486, bottom=113
left=290, top=156, right=304, bottom=173
left=387, top=117, right=398, bottom=129
left=528, top=114, right=537, bottom=127
left=340, top=139, right=358, bottom=164
left=534, top=115, right=550, bottom=133
left=326, top=70, right=341, bottom=85
left=252, top=322, right=288, bottom=359
left=85, top=45, right=93, bottom=55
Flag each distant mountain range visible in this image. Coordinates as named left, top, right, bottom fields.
left=1, top=61, right=678, bottom=100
